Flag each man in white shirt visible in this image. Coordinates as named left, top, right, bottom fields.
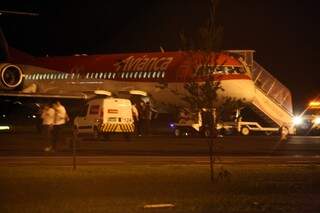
left=41, top=104, right=55, bottom=152
left=51, top=101, right=69, bottom=151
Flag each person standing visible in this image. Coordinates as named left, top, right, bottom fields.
left=52, top=101, right=69, bottom=151
left=131, top=103, right=139, bottom=135
left=143, top=102, right=157, bottom=135
left=41, top=104, right=55, bottom=152
left=137, top=101, right=145, bottom=136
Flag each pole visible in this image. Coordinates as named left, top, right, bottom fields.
left=72, top=129, right=77, bottom=170
left=209, top=108, right=217, bottom=183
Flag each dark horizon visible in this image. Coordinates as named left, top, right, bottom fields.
left=1, top=0, right=319, bottom=111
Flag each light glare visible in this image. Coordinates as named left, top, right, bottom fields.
left=313, top=117, right=320, bottom=125
left=293, top=116, right=303, bottom=125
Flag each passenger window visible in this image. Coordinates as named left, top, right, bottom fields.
left=228, top=66, right=235, bottom=74
left=215, top=66, right=223, bottom=74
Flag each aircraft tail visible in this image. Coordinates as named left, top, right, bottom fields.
left=0, top=27, right=35, bottom=64
left=0, top=27, right=9, bottom=61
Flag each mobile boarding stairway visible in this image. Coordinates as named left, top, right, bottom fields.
left=173, top=51, right=295, bottom=137
left=231, top=50, right=294, bottom=136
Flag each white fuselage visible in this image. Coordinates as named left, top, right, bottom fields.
left=22, top=64, right=256, bottom=108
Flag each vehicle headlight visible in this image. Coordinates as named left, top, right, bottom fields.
left=293, top=116, right=303, bottom=125
left=313, top=117, right=320, bottom=125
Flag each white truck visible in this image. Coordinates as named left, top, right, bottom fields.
left=172, top=109, right=282, bottom=137
left=236, top=120, right=280, bottom=136
left=172, top=111, right=235, bottom=137
left=73, top=97, right=135, bottom=140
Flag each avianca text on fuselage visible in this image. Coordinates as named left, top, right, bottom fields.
left=114, top=55, right=174, bottom=72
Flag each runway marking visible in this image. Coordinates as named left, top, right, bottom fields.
left=144, top=204, right=175, bottom=208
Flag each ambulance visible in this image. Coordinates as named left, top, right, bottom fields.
left=73, top=97, right=135, bottom=139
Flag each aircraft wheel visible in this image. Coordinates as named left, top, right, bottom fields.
left=93, top=127, right=102, bottom=140
left=280, top=126, right=289, bottom=141
left=241, top=127, right=250, bottom=136
left=73, top=126, right=79, bottom=138
left=265, top=131, right=272, bottom=136
left=174, top=128, right=181, bottom=137
left=203, top=128, right=211, bottom=137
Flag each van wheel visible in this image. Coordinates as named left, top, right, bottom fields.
left=123, top=133, right=130, bottom=141
left=93, top=127, right=102, bottom=140
left=241, top=127, right=250, bottom=136
left=102, top=134, right=110, bottom=141
left=265, top=131, right=272, bottom=136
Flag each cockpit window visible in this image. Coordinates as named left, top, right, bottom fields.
left=195, top=65, right=246, bottom=77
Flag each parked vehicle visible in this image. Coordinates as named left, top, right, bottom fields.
left=0, top=100, right=41, bottom=133
left=73, top=98, right=134, bottom=140
left=172, top=110, right=235, bottom=137
left=293, top=100, right=320, bottom=135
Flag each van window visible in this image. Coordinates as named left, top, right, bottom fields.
left=89, top=105, right=100, bottom=115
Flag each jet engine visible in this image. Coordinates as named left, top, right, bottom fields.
left=0, top=63, right=24, bottom=90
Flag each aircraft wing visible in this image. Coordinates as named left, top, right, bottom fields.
left=0, top=91, right=95, bottom=104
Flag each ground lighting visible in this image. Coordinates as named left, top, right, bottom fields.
left=293, top=116, right=303, bottom=126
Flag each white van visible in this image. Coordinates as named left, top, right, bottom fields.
left=73, top=98, right=134, bottom=139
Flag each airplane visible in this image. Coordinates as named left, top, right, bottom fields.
left=0, top=34, right=255, bottom=110
left=0, top=10, right=295, bottom=137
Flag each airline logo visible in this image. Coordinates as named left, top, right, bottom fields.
left=114, top=55, right=173, bottom=72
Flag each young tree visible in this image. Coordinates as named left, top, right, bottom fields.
left=178, top=0, right=246, bottom=182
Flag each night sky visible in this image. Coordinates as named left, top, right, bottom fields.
left=1, top=0, right=320, bottom=111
